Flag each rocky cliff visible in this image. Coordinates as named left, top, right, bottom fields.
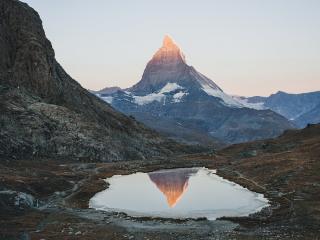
left=0, top=0, right=186, bottom=161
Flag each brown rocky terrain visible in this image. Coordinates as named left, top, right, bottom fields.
left=1, top=124, right=319, bottom=239
left=217, top=123, right=320, bottom=233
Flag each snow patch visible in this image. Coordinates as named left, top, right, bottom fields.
left=100, top=96, right=113, bottom=104
left=134, top=93, right=165, bottom=105
left=201, top=84, right=243, bottom=107
left=232, top=96, right=265, bottom=110
left=190, top=69, right=221, bottom=91
left=133, top=83, right=184, bottom=105
left=173, top=91, right=188, bottom=103
left=189, top=68, right=252, bottom=108
left=159, top=83, right=183, bottom=93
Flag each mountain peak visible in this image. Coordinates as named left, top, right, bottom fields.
left=154, top=35, right=186, bottom=63
left=162, top=35, right=176, bottom=48
left=129, top=35, right=226, bottom=95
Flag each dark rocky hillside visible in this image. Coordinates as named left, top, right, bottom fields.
left=0, top=0, right=187, bottom=161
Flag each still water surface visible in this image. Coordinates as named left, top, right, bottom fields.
left=89, top=168, right=269, bottom=220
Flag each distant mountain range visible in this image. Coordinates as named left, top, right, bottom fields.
left=96, top=35, right=294, bottom=145
left=235, top=91, right=320, bottom=128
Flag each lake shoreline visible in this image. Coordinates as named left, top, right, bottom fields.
left=1, top=153, right=318, bottom=239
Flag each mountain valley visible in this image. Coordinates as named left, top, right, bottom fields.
left=1, top=0, right=319, bottom=239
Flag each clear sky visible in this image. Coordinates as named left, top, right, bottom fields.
left=22, top=0, right=320, bottom=96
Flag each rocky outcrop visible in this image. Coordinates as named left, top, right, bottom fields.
left=0, top=0, right=186, bottom=161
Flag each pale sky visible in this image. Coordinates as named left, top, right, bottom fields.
left=22, top=0, right=320, bottom=96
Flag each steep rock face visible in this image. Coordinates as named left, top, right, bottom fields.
left=98, top=36, right=294, bottom=145
left=130, top=35, right=188, bottom=95
left=130, top=35, right=221, bottom=96
left=0, top=0, right=185, bottom=161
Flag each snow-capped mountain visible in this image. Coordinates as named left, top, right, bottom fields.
left=237, top=91, right=320, bottom=127
left=125, top=35, right=255, bottom=108
left=96, top=35, right=294, bottom=145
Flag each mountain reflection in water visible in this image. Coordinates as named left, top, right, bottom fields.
left=89, top=167, right=269, bottom=220
left=148, top=168, right=198, bottom=207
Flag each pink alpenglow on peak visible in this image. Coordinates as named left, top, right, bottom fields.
left=162, top=35, right=177, bottom=48
left=152, top=35, right=186, bottom=64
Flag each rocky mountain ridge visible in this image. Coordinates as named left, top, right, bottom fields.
left=0, top=0, right=187, bottom=161
left=239, top=91, right=320, bottom=127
